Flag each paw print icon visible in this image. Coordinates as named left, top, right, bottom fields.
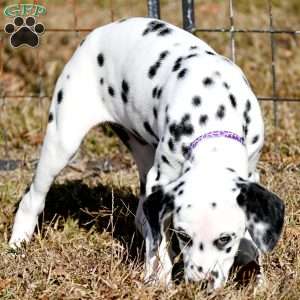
left=4, top=16, right=45, bottom=48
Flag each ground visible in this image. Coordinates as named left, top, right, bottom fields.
left=0, top=1, right=299, bottom=299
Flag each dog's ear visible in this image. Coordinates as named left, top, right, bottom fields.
left=143, top=188, right=174, bottom=251
left=237, top=182, right=285, bottom=252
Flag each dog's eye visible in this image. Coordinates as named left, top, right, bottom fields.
left=176, top=231, right=192, bottom=245
left=214, top=235, right=232, bottom=249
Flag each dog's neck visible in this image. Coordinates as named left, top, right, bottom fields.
left=186, top=137, right=248, bottom=179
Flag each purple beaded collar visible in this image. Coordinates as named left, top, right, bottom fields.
left=189, top=130, right=245, bottom=152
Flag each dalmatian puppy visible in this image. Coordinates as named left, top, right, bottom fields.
left=9, top=17, right=285, bottom=291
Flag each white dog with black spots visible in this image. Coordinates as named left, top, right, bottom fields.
left=10, top=17, right=284, bottom=291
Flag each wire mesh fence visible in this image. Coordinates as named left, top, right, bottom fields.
left=0, top=0, right=299, bottom=171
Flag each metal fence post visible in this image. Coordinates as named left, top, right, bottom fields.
left=182, top=0, right=195, bottom=32
left=147, top=0, right=160, bottom=19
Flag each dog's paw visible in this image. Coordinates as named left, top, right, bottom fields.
left=144, top=265, right=173, bottom=288
left=9, top=211, right=37, bottom=248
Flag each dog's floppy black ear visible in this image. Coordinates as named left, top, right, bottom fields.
left=143, top=188, right=174, bottom=251
left=237, top=182, right=285, bottom=252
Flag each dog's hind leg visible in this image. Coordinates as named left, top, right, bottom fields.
left=9, top=71, right=112, bottom=247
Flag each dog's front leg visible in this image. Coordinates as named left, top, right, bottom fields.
left=135, top=185, right=173, bottom=286
left=144, top=233, right=173, bottom=287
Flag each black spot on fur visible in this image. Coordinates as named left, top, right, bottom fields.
left=172, top=57, right=183, bottom=72
left=176, top=206, right=182, bottom=214
left=152, top=86, right=158, bottom=98
left=145, top=20, right=171, bottom=37
left=190, top=46, right=198, bottom=50
left=150, top=21, right=165, bottom=31
left=165, top=115, right=170, bottom=124
left=153, top=107, right=158, bottom=119
left=161, top=155, right=170, bottom=165
left=252, top=135, right=259, bottom=144
left=121, top=92, right=128, bottom=103
left=178, top=190, right=184, bottom=196
left=168, top=138, right=174, bottom=151
left=199, top=243, right=204, bottom=251
left=108, top=86, right=115, bottom=97
left=205, top=50, right=215, bottom=55
left=143, top=20, right=165, bottom=35
left=148, top=63, right=160, bottom=78
left=225, top=247, right=232, bottom=253
left=238, top=177, right=246, bottom=182
left=100, top=78, right=104, bottom=85
left=57, top=90, right=63, bottom=104
left=144, top=122, right=159, bottom=141
left=186, top=53, right=198, bottom=59
left=211, top=202, right=217, bottom=208
left=158, top=28, right=172, bottom=36
left=169, top=114, right=194, bottom=142
left=48, top=113, right=53, bottom=122
left=223, top=82, right=230, bottom=89
left=177, top=68, right=188, bottom=79
left=66, top=74, right=70, bottom=79
left=246, top=100, right=251, bottom=111
left=243, top=125, right=248, bottom=137
left=122, top=79, right=129, bottom=94
left=192, top=96, right=201, bottom=106
left=97, top=53, right=104, bottom=66
left=173, top=181, right=185, bottom=192
left=198, top=266, right=203, bottom=272
left=121, top=79, right=129, bottom=103
left=184, top=167, right=191, bottom=174
left=155, top=164, right=161, bottom=181
left=159, top=50, right=170, bottom=60
left=216, top=105, right=226, bottom=119
left=148, top=51, right=169, bottom=79
left=199, top=114, right=208, bottom=125
left=203, top=77, right=214, bottom=86
left=157, top=87, right=163, bottom=99
left=80, top=39, right=85, bottom=46
left=229, top=94, right=237, bottom=108
left=227, top=168, right=235, bottom=172
left=244, top=111, right=251, bottom=124
left=181, top=145, right=191, bottom=159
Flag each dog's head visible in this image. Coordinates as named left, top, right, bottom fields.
left=143, top=169, right=284, bottom=290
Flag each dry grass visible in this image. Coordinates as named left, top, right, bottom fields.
left=0, top=1, right=299, bottom=299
